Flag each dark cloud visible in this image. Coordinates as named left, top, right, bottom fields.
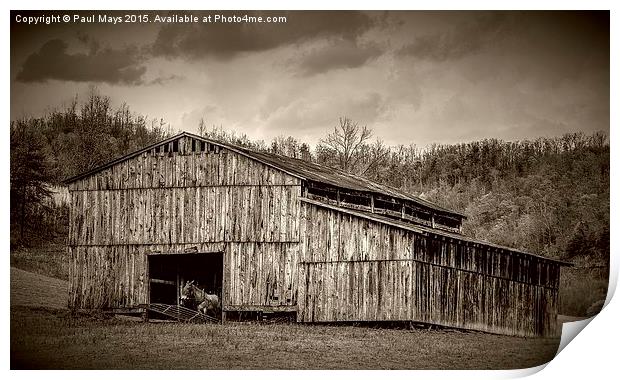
left=398, top=11, right=609, bottom=66
left=16, top=38, right=147, bottom=84
left=147, top=74, right=184, bottom=85
left=398, top=13, right=508, bottom=61
left=151, top=11, right=377, bottom=59
left=76, top=32, right=101, bottom=55
left=10, top=11, right=609, bottom=146
left=294, top=39, right=383, bottom=76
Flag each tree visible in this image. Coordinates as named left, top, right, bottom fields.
left=10, top=121, right=54, bottom=244
left=299, top=143, right=313, bottom=162
left=270, top=135, right=304, bottom=158
left=360, top=138, right=391, bottom=182
left=318, top=117, right=372, bottom=173
left=198, top=118, right=206, bottom=136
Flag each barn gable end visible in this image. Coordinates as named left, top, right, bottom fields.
left=68, top=134, right=302, bottom=312
left=66, top=134, right=301, bottom=191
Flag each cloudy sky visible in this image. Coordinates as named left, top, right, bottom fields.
left=10, top=10, right=609, bottom=147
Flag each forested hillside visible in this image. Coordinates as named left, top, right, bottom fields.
left=10, top=91, right=609, bottom=315
left=413, top=135, right=609, bottom=265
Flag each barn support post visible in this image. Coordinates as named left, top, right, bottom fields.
left=176, top=263, right=180, bottom=322
left=221, top=247, right=227, bottom=323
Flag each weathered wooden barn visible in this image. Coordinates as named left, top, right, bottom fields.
left=66, top=132, right=568, bottom=337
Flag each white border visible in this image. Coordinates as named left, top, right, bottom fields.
left=4, top=2, right=617, bottom=380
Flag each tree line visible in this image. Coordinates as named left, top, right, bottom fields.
left=199, top=119, right=609, bottom=267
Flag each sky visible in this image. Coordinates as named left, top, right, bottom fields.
left=10, top=10, right=610, bottom=147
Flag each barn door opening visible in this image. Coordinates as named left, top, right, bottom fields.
left=147, top=252, right=223, bottom=312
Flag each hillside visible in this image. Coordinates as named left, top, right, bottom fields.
left=10, top=267, right=68, bottom=309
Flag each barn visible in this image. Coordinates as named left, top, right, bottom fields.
left=65, top=132, right=568, bottom=337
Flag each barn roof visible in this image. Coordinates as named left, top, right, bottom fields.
left=64, top=131, right=465, bottom=218
left=300, top=197, right=572, bottom=266
left=213, top=138, right=465, bottom=218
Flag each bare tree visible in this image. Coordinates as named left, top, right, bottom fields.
left=198, top=118, right=206, bottom=137
left=319, top=117, right=372, bottom=173
left=271, top=135, right=303, bottom=158
left=361, top=138, right=391, bottom=180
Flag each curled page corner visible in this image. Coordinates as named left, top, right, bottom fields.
left=511, top=362, right=549, bottom=378
left=555, top=269, right=616, bottom=356
left=556, top=316, right=594, bottom=355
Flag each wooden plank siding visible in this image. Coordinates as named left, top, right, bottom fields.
left=69, top=242, right=299, bottom=311
left=297, top=201, right=561, bottom=337
left=68, top=136, right=302, bottom=311
left=67, top=137, right=300, bottom=191
left=68, top=186, right=300, bottom=246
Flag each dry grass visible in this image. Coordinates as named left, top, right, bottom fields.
left=10, top=243, right=69, bottom=281
left=11, top=267, right=68, bottom=309
left=10, top=306, right=561, bottom=370
left=10, top=266, right=561, bottom=370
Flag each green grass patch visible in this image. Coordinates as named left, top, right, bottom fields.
left=10, top=243, right=69, bottom=281
left=559, top=267, right=608, bottom=317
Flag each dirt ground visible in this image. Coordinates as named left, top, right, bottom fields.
left=10, top=267, right=562, bottom=370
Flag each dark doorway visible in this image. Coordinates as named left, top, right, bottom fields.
left=148, top=252, right=223, bottom=307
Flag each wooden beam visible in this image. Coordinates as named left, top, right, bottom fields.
left=223, top=305, right=298, bottom=313
left=298, top=258, right=560, bottom=290
left=149, top=278, right=176, bottom=286
left=99, top=307, right=146, bottom=315
left=338, top=201, right=372, bottom=213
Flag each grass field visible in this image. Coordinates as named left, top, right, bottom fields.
left=10, top=243, right=69, bottom=280
left=10, top=267, right=562, bottom=370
